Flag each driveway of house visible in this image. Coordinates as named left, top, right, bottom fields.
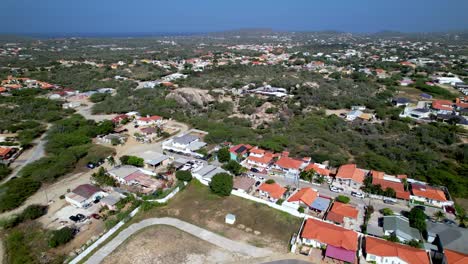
left=85, top=217, right=272, bottom=264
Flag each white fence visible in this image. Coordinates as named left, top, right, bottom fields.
left=68, top=184, right=183, bottom=264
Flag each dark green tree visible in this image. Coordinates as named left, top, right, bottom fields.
left=209, top=173, right=233, bottom=196
left=408, top=207, right=427, bottom=233
left=217, top=147, right=230, bottom=163
left=175, top=170, right=193, bottom=182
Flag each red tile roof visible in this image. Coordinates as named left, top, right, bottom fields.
left=445, top=249, right=468, bottom=264
left=304, top=163, right=330, bottom=176
left=411, top=184, right=447, bottom=202
left=138, top=115, right=162, bottom=122
left=366, top=236, right=430, bottom=264
left=229, top=144, right=252, bottom=155
left=336, top=164, right=365, bottom=183
left=0, top=147, right=12, bottom=157
left=432, top=100, right=454, bottom=111
left=326, top=202, right=359, bottom=224
left=275, top=156, right=303, bottom=170
left=249, top=147, right=265, bottom=155
left=372, top=178, right=410, bottom=200
left=370, top=170, right=385, bottom=179
left=258, top=182, right=286, bottom=199
left=301, top=218, right=358, bottom=251
left=72, top=184, right=101, bottom=199
left=247, top=152, right=274, bottom=165
left=287, top=188, right=318, bottom=205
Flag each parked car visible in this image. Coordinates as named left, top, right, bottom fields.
left=250, top=168, right=260, bottom=173
left=255, top=181, right=261, bottom=187
left=330, top=186, right=343, bottom=193
left=76, top=213, right=86, bottom=222
left=383, top=198, right=397, bottom=204
left=69, top=215, right=79, bottom=222
left=351, top=191, right=365, bottom=198
left=90, top=213, right=101, bottom=219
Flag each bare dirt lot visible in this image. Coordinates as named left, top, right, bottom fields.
left=134, top=180, right=302, bottom=253
left=102, top=225, right=250, bottom=264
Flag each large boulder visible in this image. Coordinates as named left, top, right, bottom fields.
left=166, top=88, right=215, bottom=107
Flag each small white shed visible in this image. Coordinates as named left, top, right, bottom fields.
left=225, top=213, right=236, bottom=225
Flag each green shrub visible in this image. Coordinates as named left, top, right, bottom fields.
left=175, top=170, right=193, bottom=182
left=298, top=207, right=305, bottom=213
left=335, top=195, right=350, bottom=204
left=209, top=173, right=233, bottom=196
left=381, top=208, right=394, bottom=216
left=265, top=179, right=275, bottom=184
left=48, top=227, right=74, bottom=248
left=217, top=147, right=230, bottom=163
left=120, top=155, right=144, bottom=167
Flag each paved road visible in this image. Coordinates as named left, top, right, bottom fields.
left=85, top=217, right=272, bottom=264
left=0, top=237, right=4, bottom=264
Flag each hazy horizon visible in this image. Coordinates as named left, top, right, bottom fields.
left=2, top=0, right=468, bottom=35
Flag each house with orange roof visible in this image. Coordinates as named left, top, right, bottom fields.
left=335, top=164, right=366, bottom=189
left=244, top=147, right=275, bottom=170
left=301, top=218, right=358, bottom=263
left=445, top=250, right=468, bottom=264
left=370, top=170, right=385, bottom=179
left=326, top=202, right=359, bottom=229
left=229, top=144, right=252, bottom=161
left=372, top=177, right=410, bottom=200
left=283, top=187, right=318, bottom=211
left=270, top=151, right=310, bottom=177
left=304, top=163, right=331, bottom=178
left=364, top=236, right=431, bottom=264
left=257, top=182, right=287, bottom=202
left=431, top=100, right=454, bottom=114
left=410, top=183, right=453, bottom=207
left=136, top=115, right=163, bottom=127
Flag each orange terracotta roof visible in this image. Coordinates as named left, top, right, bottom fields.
left=301, top=218, right=358, bottom=251
left=258, top=182, right=286, bottom=199
left=247, top=152, right=274, bottom=165
left=432, top=100, right=454, bottom=111
left=336, top=164, right=365, bottom=183
left=275, top=156, right=303, bottom=170
left=370, top=170, right=385, bottom=179
left=229, top=144, right=252, bottom=155
left=138, top=115, right=162, bottom=122
left=304, top=163, right=330, bottom=176
left=0, top=87, right=6, bottom=93
left=0, top=147, right=12, bottom=157
left=445, top=249, right=468, bottom=264
left=366, top=236, right=430, bottom=264
left=397, top=174, right=408, bottom=179
left=326, top=202, right=358, bottom=223
left=249, top=147, right=265, bottom=155
left=411, top=184, right=447, bottom=202
left=287, top=188, right=318, bottom=205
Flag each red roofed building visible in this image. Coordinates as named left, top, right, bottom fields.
left=271, top=153, right=310, bottom=177
left=112, top=114, right=129, bottom=124
left=136, top=115, right=163, bottom=126
left=335, top=164, right=365, bottom=188
left=258, top=182, right=286, bottom=202
left=431, top=100, right=454, bottom=114
left=411, top=184, right=453, bottom=207
left=370, top=170, right=385, bottom=179
left=0, top=147, right=14, bottom=160
left=364, top=236, right=431, bottom=264
left=245, top=147, right=275, bottom=170
left=372, top=178, right=410, bottom=200
left=285, top=188, right=318, bottom=211
left=326, top=202, right=359, bottom=228
left=304, top=163, right=330, bottom=177
left=301, top=218, right=358, bottom=263
left=65, top=184, right=105, bottom=208
left=445, top=249, right=468, bottom=264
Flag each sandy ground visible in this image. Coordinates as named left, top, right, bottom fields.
left=102, top=225, right=250, bottom=264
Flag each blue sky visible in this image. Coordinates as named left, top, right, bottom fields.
left=2, top=0, right=468, bottom=34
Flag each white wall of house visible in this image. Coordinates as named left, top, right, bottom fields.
left=301, top=238, right=325, bottom=248
left=366, top=254, right=408, bottom=264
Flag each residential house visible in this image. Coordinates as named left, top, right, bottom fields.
left=65, top=184, right=105, bottom=208
left=326, top=202, right=359, bottom=230
left=244, top=147, right=275, bottom=171
left=370, top=171, right=410, bottom=200
left=100, top=192, right=124, bottom=211
left=136, top=115, right=163, bottom=126
left=346, top=110, right=363, bottom=121
left=108, top=166, right=163, bottom=193
left=335, top=164, right=365, bottom=189
left=392, top=97, right=412, bottom=107
left=229, top=144, right=252, bottom=161
left=310, top=196, right=332, bottom=213
left=304, top=163, right=331, bottom=178
left=383, top=215, right=422, bottom=242
left=137, top=150, right=170, bottom=169
left=431, top=100, right=454, bottom=115
left=193, top=165, right=229, bottom=182
left=436, top=76, right=463, bottom=86
left=270, top=152, right=310, bottom=178
left=426, top=221, right=468, bottom=254
left=364, top=236, right=431, bottom=264
left=283, top=187, right=318, bottom=211
left=410, top=184, right=453, bottom=207
left=444, top=250, right=468, bottom=264
left=301, top=218, right=358, bottom=263
left=257, top=182, right=287, bottom=203
left=162, top=134, right=207, bottom=157
left=232, top=176, right=256, bottom=193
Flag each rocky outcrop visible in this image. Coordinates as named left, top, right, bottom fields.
left=165, top=88, right=215, bottom=107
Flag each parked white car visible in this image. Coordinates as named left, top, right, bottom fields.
left=351, top=191, right=365, bottom=198
left=330, top=186, right=344, bottom=193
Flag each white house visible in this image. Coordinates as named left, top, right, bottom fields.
left=364, top=236, right=431, bottom=264
left=436, top=76, right=463, bottom=86
left=162, top=134, right=206, bottom=157
left=65, top=184, right=106, bottom=208
left=136, top=115, right=163, bottom=126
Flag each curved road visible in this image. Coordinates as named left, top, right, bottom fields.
left=85, top=217, right=272, bottom=264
